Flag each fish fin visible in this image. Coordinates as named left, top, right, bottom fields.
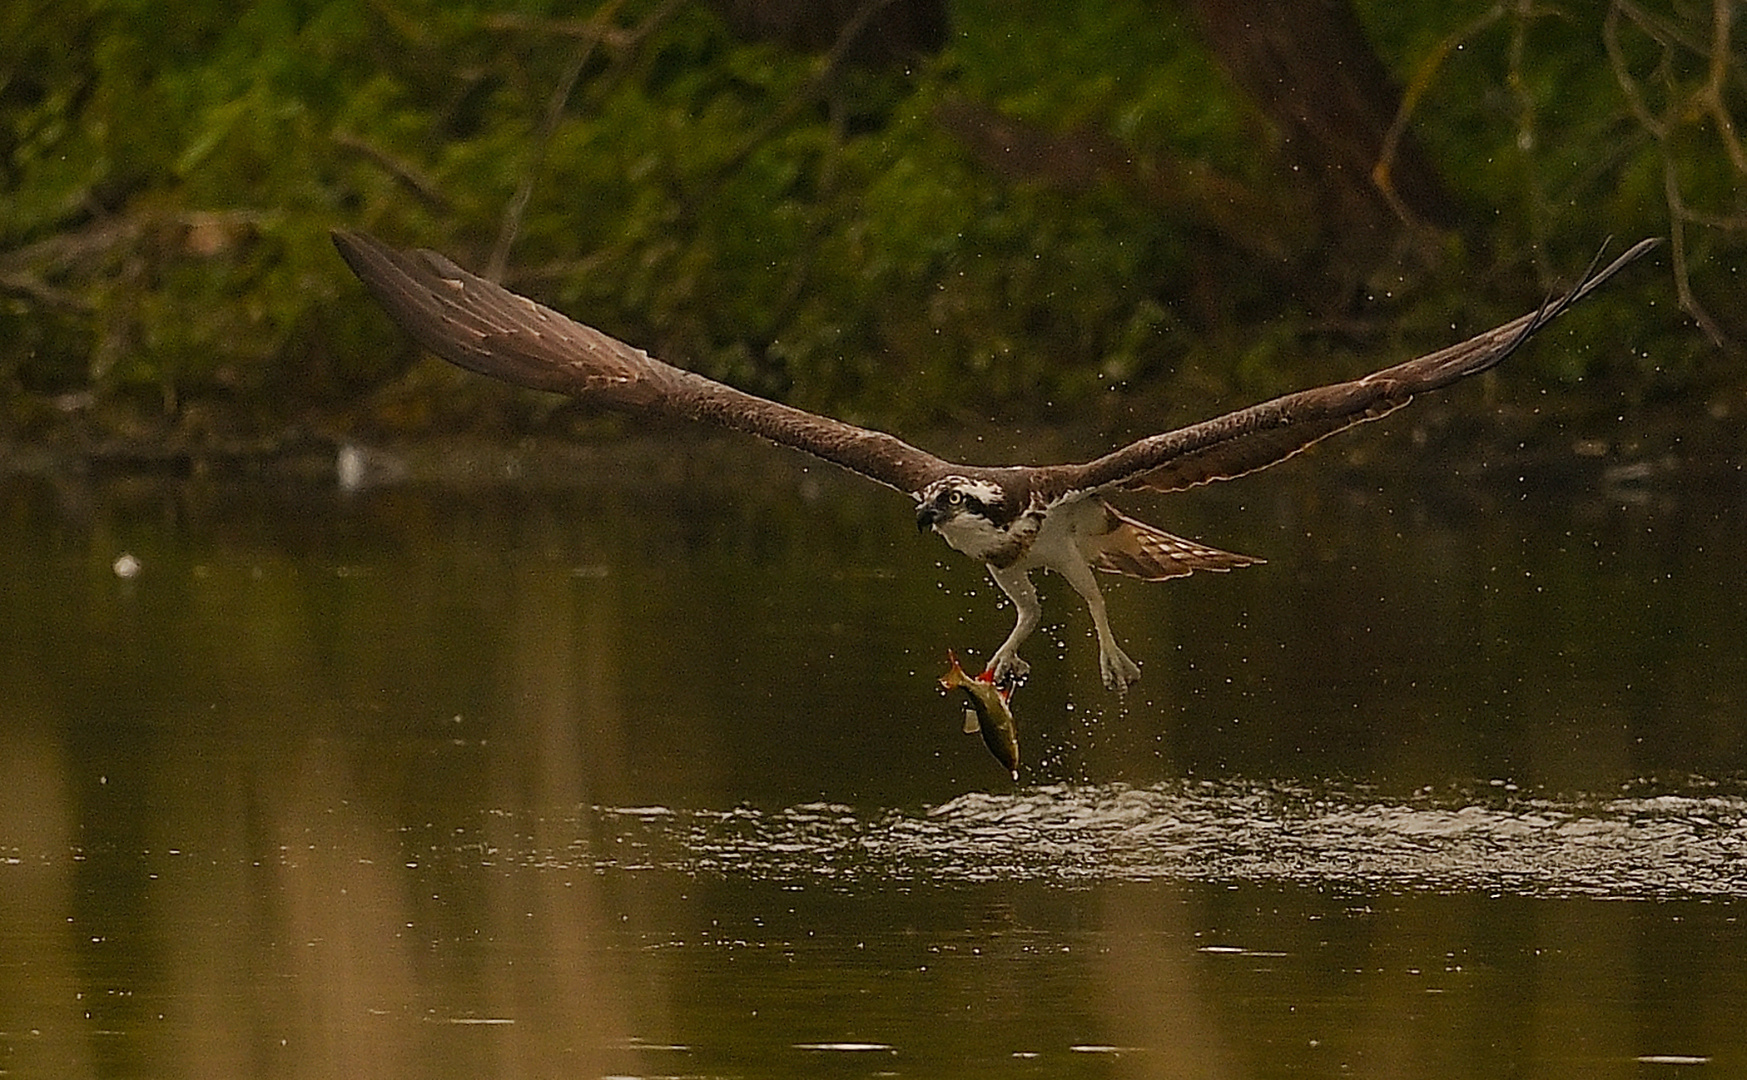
left=962, top=709, right=981, bottom=735
left=941, top=650, right=970, bottom=692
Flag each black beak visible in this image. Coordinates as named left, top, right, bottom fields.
left=916, top=503, right=943, bottom=532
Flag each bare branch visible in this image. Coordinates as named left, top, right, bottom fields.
left=333, top=132, right=454, bottom=213
left=488, top=0, right=688, bottom=280
left=1375, top=5, right=1506, bottom=224
left=1664, top=160, right=1732, bottom=352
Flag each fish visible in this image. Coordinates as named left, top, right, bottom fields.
left=940, top=651, right=1020, bottom=780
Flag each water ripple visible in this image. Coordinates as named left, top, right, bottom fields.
left=587, top=780, right=1747, bottom=898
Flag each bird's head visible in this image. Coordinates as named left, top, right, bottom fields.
left=915, top=476, right=1010, bottom=535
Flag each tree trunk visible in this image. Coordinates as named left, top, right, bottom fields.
left=1183, top=0, right=1458, bottom=255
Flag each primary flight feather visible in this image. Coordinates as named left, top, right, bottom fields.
left=334, top=230, right=1657, bottom=691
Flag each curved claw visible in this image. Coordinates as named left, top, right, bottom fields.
left=1100, top=645, right=1141, bottom=692
left=989, top=651, right=1031, bottom=691
left=984, top=665, right=1025, bottom=697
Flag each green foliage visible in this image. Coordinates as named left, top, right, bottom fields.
left=0, top=0, right=1723, bottom=444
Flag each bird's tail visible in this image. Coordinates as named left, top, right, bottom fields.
left=1083, top=501, right=1263, bottom=581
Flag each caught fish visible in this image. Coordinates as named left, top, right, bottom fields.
left=940, top=651, right=1020, bottom=780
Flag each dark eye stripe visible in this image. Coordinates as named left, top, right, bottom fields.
left=938, top=486, right=994, bottom=516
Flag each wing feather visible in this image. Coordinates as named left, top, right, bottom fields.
left=1035, top=238, right=1661, bottom=498
left=332, top=230, right=953, bottom=495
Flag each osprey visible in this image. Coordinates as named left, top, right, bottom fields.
left=333, top=231, right=1656, bottom=691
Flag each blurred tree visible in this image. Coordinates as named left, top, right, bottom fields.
left=1184, top=0, right=1459, bottom=250
left=0, top=0, right=1719, bottom=455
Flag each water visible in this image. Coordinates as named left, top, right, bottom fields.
left=588, top=780, right=1747, bottom=895
left=2, top=431, right=1744, bottom=1077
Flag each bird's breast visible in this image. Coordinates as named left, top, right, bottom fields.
left=933, top=513, right=1035, bottom=568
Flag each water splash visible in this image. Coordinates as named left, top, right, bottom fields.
left=583, top=779, right=1747, bottom=898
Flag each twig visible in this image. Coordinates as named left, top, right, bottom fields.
left=1602, top=2, right=1668, bottom=139
left=1604, top=0, right=1743, bottom=353
left=489, top=1, right=621, bottom=279
left=1375, top=5, right=1505, bottom=224
left=713, top=0, right=903, bottom=179
left=1664, top=161, right=1730, bottom=352
left=1698, top=0, right=1747, bottom=175
left=333, top=132, right=454, bottom=213
left=489, top=0, right=686, bottom=280
left=0, top=270, right=92, bottom=313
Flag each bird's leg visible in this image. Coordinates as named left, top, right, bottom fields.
left=985, top=564, right=1039, bottom=688
left=1054, top=557, right=1141, bottom=691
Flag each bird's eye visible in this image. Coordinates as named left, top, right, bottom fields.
left=946, top=490, right=964, bottom=506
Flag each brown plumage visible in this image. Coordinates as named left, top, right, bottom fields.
left=333, top=230, right=1658, bottom=690
left=1081, top=502, right=1261, bottom=581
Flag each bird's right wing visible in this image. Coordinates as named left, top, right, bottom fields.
left=332, top=230, right=954, bottom=496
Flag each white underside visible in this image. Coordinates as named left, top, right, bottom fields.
left=940, top=495, right=1141, bottom=691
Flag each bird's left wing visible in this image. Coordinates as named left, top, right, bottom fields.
left=332, top=230, right=953, bottom=495
left=1036, top=238, right=1660, bottom=498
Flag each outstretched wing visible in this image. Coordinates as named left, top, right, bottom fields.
left=332, top=230, right=953, bottom=495
left=1036, top=238, right=1660, bottom=498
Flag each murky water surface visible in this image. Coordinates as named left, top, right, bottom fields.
left=2, top=434, right=1745, bottom=1077
left=592, top=780, right=1747, bottom=895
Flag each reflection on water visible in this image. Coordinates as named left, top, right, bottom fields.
left=3, top=434, right=1746, bottom=1078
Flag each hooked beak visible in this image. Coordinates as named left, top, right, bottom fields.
left=915, top=502, right=944, bottom=533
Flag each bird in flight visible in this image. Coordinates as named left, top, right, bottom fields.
left=333, top=231, right=1656, bottom=692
